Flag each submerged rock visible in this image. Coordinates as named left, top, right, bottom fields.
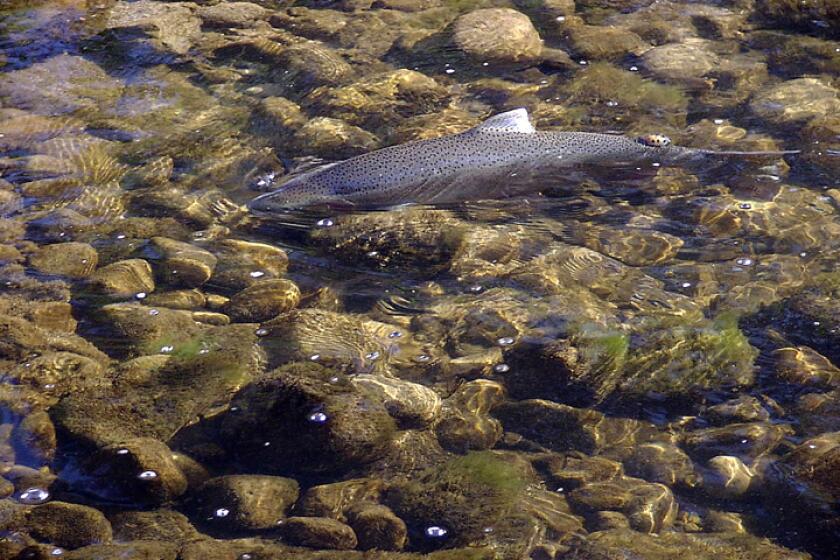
left=293, top=117, right=379, bottom=159
left=641, top=40, right=720, bottom=83
left=385, top=451, right=532, bottom=546
left=197, top=2, right=268, bottom=28
left=281, top=516, right=358, bottom=550
left=24, top=501, right=113, bottom=549
left=566, top=528, right=810, bottom=559
left=0, top=55, right=123, bottom=116
left=452, top=9, right=543, bottom=64
left=81, top=438, right=189, bottom=505
left=765, top=431, right=840, bottom=544
left=146, top=237, right=217, bottom=288
left=109, top=509, right=201, bottom=543
left=107, top=0, right=202, bottom=55
left=28, top=242, right=98, bottom=279
left=567, top=475, right=677, bottom=533
left=223, top=279, right=301, bottom=323
left=344, top=503, right=407, bottom=551
left=750, top=78, right=840, bottom=126
left=219, top=362, right=397, bottom=474
left=86, top=259, right=155, bottom=299
left=193, top=475, right=299, bottom=531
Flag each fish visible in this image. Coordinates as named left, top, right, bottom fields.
left=248, top=108, right=798, bottom=215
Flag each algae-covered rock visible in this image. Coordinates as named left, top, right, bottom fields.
left=63, top=541, right=179, bottom=560
left=87, top=259, right=155, bottom=299
left=350, top=374, right=441, bottom=428
left=683, top=422, right=792, bottom=461
left=765, top=431, right=840, bottom=540
left=564, top=528, right=810, bottom=559
left=641, top=40, right=720, bottom=83
left=706, top=396, right=771, bottom=425
left=623, top=442, right=697, bottom=488
left=258, top=308, right=411, bottom=374
left=567, top=475, right=677, bottom=533
left=385, top=451, right=531, bottom=546
left=109, top=509, right=201, bottom=543
left=197, top=2, right=268, bottom=28
left=561, top=62, right=688, bottom=126
left=750, top=78, right=840, bottom=126
left=146, top=237, right=217, bottom=288
left=25, top=501, right=112, bottom=549
left=755, top=0, right=839, bottom=32
left=700, top=455, right=756, bottom=499
left=773, top=345, right=840, bottom=388
left=281, top=516, right=358, bottom=550
left=107, top=0, right=202, bottom=55
left=0, top=55, right=123, bottom=116
left=219, top=362, right=397, bottom=474
left=81, top=438, right=189, bottom=505
left=28, top=242, right=98, bottom=279
left=193, top=475, right=299, bottom=531
left=297, top=478, right=384, bottom=521
left=308, top=207, right=467, bottom=269
left=565, top=22, right=648, bottom=61
left=273, top=42, right=355, bottom=91
left=210, top=239, right=289, bottom=292
left=453, top=8, right=543, bottom=64
left=435, top=380, right=504, bottom=453
left=293, top=117, right=380, bottom=159
left=52, top=324, right=260, bottom=446
left=224, top=279, right=301, bottom=322
left=345, top=503, right=407, bottom=551
left=304, top=70, right=449, bottom=131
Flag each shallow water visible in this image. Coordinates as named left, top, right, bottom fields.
left=1, top=0, right=839, bottom=558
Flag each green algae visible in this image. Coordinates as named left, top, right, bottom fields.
left=386, top=451, right=530, bottom=545
left=563, top=61, right=689, bottom=115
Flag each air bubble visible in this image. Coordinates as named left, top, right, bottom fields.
left=215, top=508, right=230, bottom=518
left=249, top=271, right=265, bottom=278
left=138, top=470, right=158, bottom=480
left=388, top=331, right=403, bottom=339
left=135, top=292, right=147, bottom=299
left=149, top=309, right=160, bottom=316
left=497, top=337, right=515, bottom=346
left=365, top=351, right=380, bottom=361
left=310, top=354, right=321, bottom=361
left=735, top=258, right=753, bottom=266
left=255, top=328, right=269, bottom=337
left=316, top=218, right=334, bottom=228
left=493, top=364, right=510, bottom=373
left=738, top=202, right=752, bottom=210
left=415, top=354, right=431, bottom=362
left=681, top=282, right=692, bottom=288
left=160, top=345, right=174, bottom=354
left=18, top=488, right=50, bottom=505
left=116, top=448, right=130, bottom=455
left=425, top=526, right=448, bottom=538
left=308, top=411, right=328, bottom=423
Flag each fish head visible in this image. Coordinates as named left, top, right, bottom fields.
left=247, top=174, right=329, bottom=215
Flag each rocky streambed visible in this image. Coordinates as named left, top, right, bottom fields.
left=1, top=0, right=839, bottom=559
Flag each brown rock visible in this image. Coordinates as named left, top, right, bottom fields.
left=26, top=502, right=112, bottom=549
left=28, top=242, right=98, bottom=278
left=282, top=516, right=358, bottom=550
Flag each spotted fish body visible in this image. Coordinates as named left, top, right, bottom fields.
left=249, top=109, right=795, bottom=214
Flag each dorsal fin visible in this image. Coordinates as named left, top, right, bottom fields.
left=472, top=108, right=535, bottom=134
